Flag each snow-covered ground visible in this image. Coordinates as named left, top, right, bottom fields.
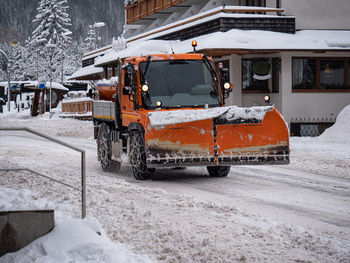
left=1, top=108, right=350, bottom=262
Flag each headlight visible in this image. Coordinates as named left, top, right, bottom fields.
left=156, top=101, right=162, bottom=107
left=141, top=84, right=149, bottom=92
left=264, top=95, right=270, bottom=103
left=224, top=82, right=230, bottom=90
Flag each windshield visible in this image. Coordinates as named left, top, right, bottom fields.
left=140, top=59, right=221, bottom=108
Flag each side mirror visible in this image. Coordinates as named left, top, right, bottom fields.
left=123, top=86, right=132, bottom=95
left=124, top=64, right=134, bottom=87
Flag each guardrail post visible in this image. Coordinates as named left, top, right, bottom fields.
left=81, top=151, right=86, bottom=218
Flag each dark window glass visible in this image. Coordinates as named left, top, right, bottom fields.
left=242, top=58, right=277, bottom=92
left=140, top=60, right=221, bottom=108
left=292, top=58, right=317, bottom=90
left=320, top=60, right=345, bottom=89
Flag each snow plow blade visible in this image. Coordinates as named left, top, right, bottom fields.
left=145, top=106, right=290, bottom=167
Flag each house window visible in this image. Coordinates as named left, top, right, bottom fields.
left=292, top=58, right=350, bottom=92
left=243, top=0, right=266, bottom=7
left=242, top=58, right=279, bottom=93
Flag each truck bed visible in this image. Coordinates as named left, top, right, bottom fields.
left=92, top=100, right=116, bottom=121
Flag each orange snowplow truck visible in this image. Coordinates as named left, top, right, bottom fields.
left=93, top=53, right=290, bottom=180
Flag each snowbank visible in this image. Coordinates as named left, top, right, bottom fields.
left=1, top=109, right=350, bottom=262
left=317, top=104, right=350, bottom=144
left=148, top=105, right=272, bottom=127
left=0, top=186, right=152, bottom=263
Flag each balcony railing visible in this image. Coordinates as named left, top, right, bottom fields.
left=125, top=0, right=283, bottom=25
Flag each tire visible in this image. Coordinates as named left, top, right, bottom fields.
left=97, top=123, right=121, bottom=173
left=129, top=132, right=151, bottom=180
left=207, top=166, right=230, bottom=177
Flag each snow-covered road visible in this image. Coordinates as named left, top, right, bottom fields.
left=1, top=112, right=350, bottom=262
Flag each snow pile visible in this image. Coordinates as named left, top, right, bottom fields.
left=0, top=186, right=151, bottom=263
left=148, top=105, right=272, bottom=127
left=0, top=186, right=54, bottom=211
left=317, top=104, right=350, bottom=144
left=0, top=110, right=93, bottom=138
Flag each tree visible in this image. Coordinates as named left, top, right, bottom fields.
left=31, top=0, right=72, bottom=81
left=85, top=25, right=96, bottom=53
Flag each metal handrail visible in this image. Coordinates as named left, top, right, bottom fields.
left=0, top=127, right=86, bottom=218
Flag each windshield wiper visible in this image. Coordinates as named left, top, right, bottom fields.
left=142, top=55, right=152, bottom=82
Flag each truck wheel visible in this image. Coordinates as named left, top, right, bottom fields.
left=206, top=166, right=230, bottom=177
left=129, top=132, right=151, bottom=180
left=98, top=123, right=121, bottom=173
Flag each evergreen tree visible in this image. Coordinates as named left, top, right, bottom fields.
left=23, top=37, right=37, bottom=80
left=31, top=0, right=72, bottom=81
left=85, top=25, right=96, bottom=52
left=10, top=42, right=25, bottom=80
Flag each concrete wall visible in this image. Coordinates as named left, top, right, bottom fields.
left=282, top=0, right=350, bottom=30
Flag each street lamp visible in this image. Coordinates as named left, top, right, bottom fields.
left=0, top=48, right=11, bottom=112
left=61, top=31, right=72, bottom=83
left=46, top=43, right=56, bottom=117
left=93, top=22, right=105, bottom=50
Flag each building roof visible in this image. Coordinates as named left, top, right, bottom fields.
left=0, top=81, right=68, bottom=91
left=94, top=29, right=350, bottom=66
left=67, top=65, right=104, bottom=80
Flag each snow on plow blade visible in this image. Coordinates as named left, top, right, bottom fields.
left=145, top=106, right=290, bottom=167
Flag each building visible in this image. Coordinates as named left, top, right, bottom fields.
left=73, top=0, right=350, bottom=136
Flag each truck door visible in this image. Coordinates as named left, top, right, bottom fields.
left=121, top=64, right=139, bottom=127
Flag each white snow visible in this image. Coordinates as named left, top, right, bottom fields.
left=95, top=28, right=350, bottom=67
left=95, top=39, right=174, bottom=66
left=0, top=188, right=151, bottom=263
left=1, top=108, right=350, bottom=262
left=68, top=64, right=103, bottom=80
left=0, top=80, right=68, bottom=91
left=317, top=104, right=350, bottom=144
left=148, top=105, right=273, bottom=127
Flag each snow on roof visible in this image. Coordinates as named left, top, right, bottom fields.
left=0, top=81, right=68, bottom=91
left=94, top=29, right=350, bottom=67
left=83, top=45, right=112, bottom=61
left=68, top=65, right=104, bottom=80
left=174, top=29, right=350, bottom=52
left=94, top=40, right=174, bottom=66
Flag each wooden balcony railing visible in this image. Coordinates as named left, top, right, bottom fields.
left=126, top=0, right=187, bottom=24
left=125, top=0, right=283, bottom=24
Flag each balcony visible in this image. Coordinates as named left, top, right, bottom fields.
left=126, top=0, right=187, bottom=24
left=125, top=5, right=295, bottom=43
left=156, top=15, right=295, bottom=41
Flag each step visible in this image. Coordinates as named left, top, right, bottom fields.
left=0, top=210, right=54, bottom=256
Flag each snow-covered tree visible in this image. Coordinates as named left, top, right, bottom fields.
left=10, top=42, right=25, bottom=80
left=31, top=0, right=72, bottom=50
left=85, top=25, right=96, bottom=52
left=31, top=0, right=72, bottom=81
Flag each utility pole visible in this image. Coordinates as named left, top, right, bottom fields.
left=0, top=48, right=11, bottom=112
left=46, top=43, right=56, bottom=117
left=93, top=22, right=105, bottom=50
